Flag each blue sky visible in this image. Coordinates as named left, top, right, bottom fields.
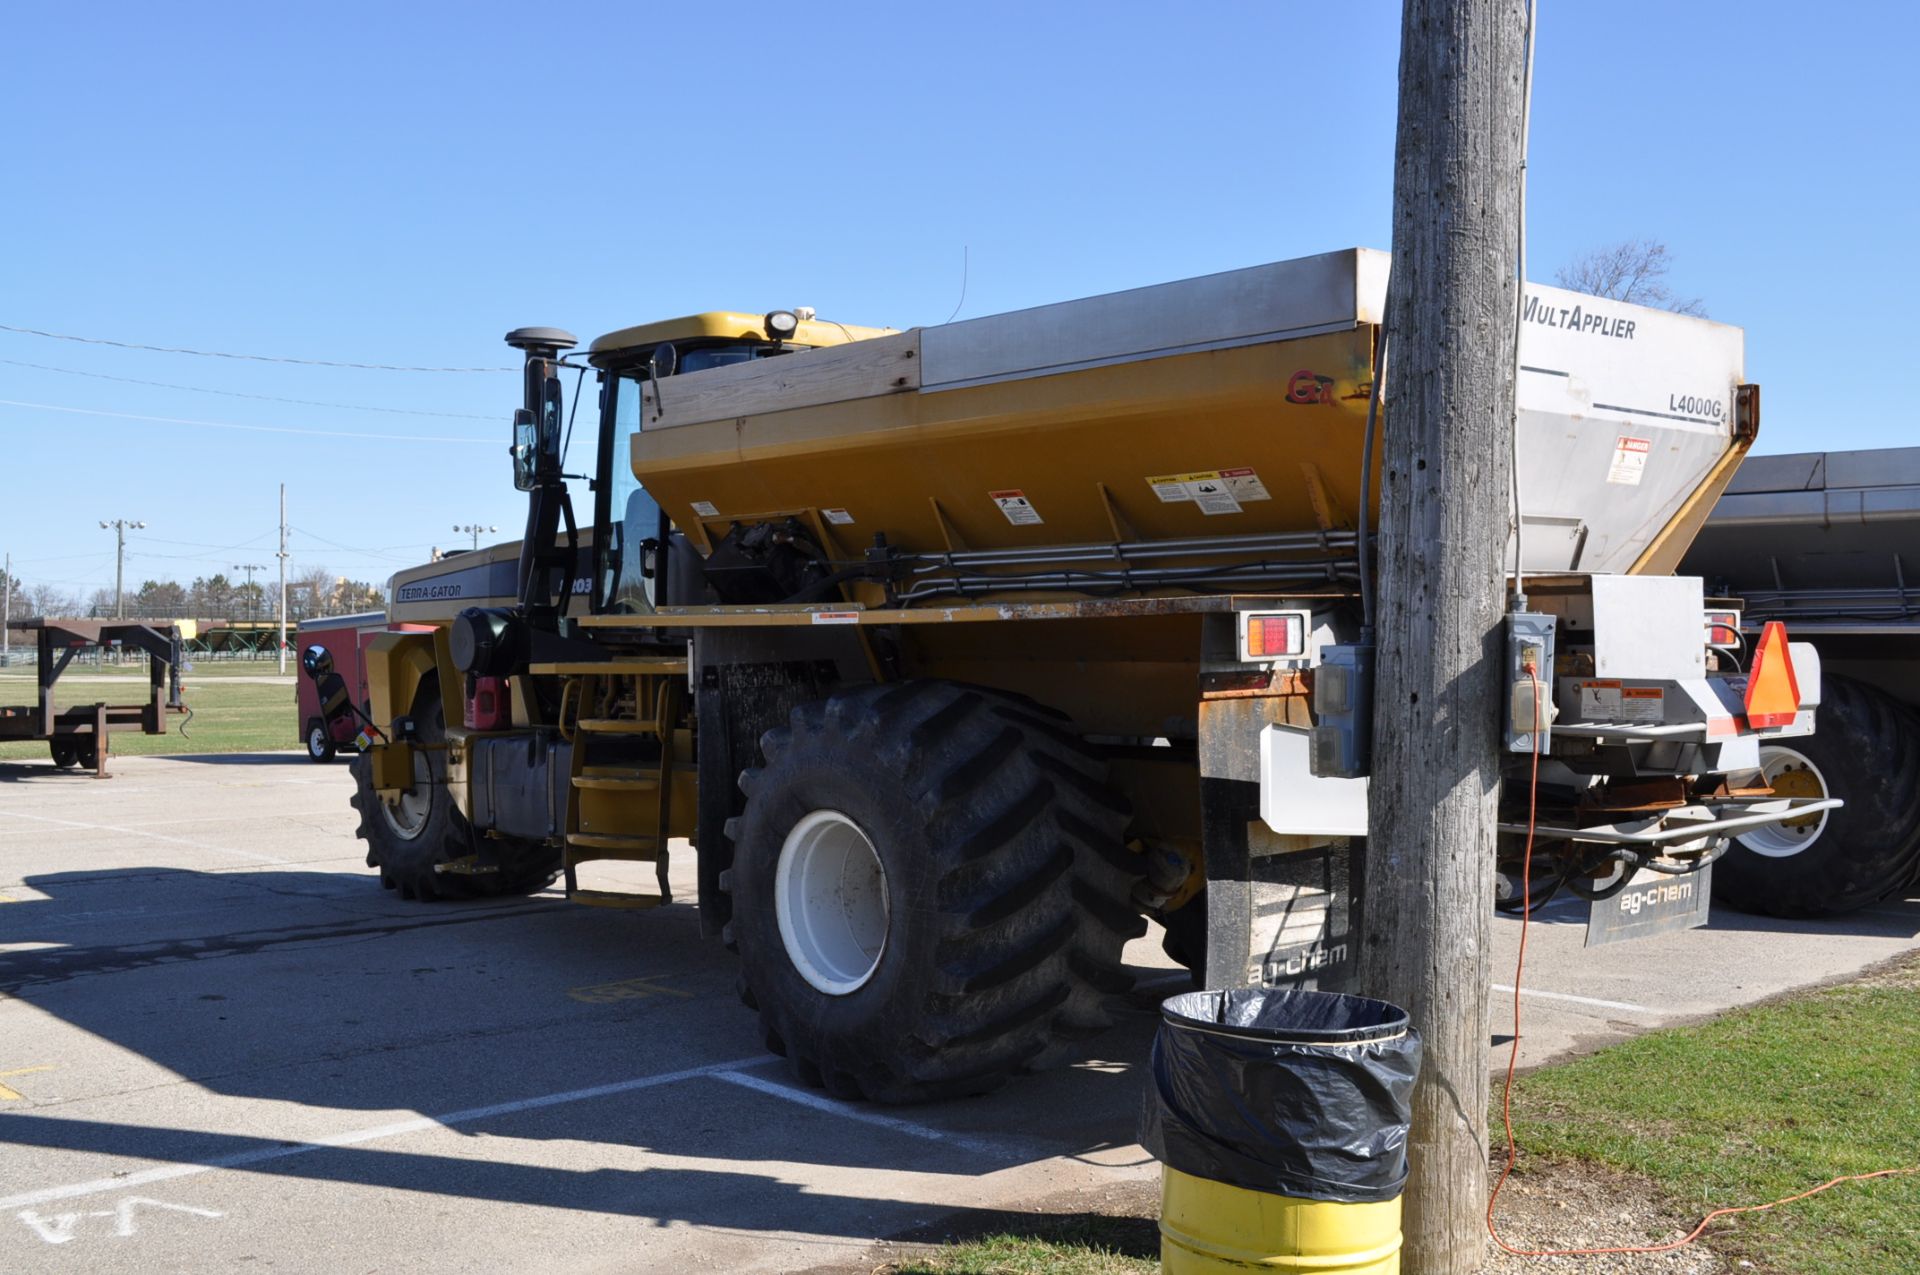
left=3, top=2, right=1914, bottom=603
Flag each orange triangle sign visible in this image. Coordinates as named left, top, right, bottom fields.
left=1744, top=621, right=1801, bottom=729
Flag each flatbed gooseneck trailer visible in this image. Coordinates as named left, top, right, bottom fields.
left=343, top=250, right=1830, bottom=1102
left=1, top=618, right=188, bottom=776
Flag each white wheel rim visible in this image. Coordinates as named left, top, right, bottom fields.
left=308, top=726, right=328, bottom=757
left=1737, top=745, right=1830, bottom=859
left=775, top=809, right=890, bottom=996
left=380, top=749, right=434, bottom=841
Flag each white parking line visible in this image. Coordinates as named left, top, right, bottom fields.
left=714, top=1070, right=1005, bottom=1156
left=0, top=808, right=342, bottom=838
left=0, top=810, right=291, bottom=865
left=1490, top=984, right=1655, bottom=1015
left=0, top=1055, right=768, bottom=1212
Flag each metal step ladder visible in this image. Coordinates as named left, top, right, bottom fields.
left=533, top=659, right=690, bottom=910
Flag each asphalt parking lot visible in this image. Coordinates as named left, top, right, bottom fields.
left=3, top=754, right=1917, bottom=1273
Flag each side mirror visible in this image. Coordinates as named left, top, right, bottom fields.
left=503, top=327, right=577, bottom=493
left=511, top=408, right=537, bottom=492
left=300, top=644, right=334, bottom=680
left=648, top=342, right=678, bottom=381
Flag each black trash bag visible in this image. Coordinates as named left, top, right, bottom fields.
left=1140, top=987, right=1423, bottom=1204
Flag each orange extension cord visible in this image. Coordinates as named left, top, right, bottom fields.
left=1484, top=669, right=1918, bottom=1259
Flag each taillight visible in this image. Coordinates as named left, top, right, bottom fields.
left=1704, top=609, right=1742, bottom=650
left=1239, top=610, right=1309, bottom=662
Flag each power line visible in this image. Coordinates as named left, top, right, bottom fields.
left=0, top=322, right=515, bottom=373
left=8, top=550, right=117, bottom=566
left=142, top=532, right=275, bottom=551
left=289, top=525, right=425, bottom=563
left=0, top=398, right=493, bottom=444
left=0, top=358, right=500, bottom=420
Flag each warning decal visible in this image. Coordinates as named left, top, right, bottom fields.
left=1606, top=436, right=1651, bottom=486
left=1186, top=474, right=1242, bottom=515
left=988, top=490, right=1044, bottom=525
left=1578, top=681, right=1665, bottom=724
left=821, top=507, right=855, bottom=525
left=1618, top=686, right=1665, bottom=723
left=810, top=611, right=862, bottom=625
left=690, top=500, right=720, bottom=517
left=1144, top=469, right=1256, bottom=515
left=1578, top=680, right=1622, bottom=720
left=1220, top=467, right=1271, bottom=501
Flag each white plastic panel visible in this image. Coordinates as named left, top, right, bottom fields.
left=1259, top=725, right=1369, bottom=837
left=1592, top=575, right=1707, bottom=680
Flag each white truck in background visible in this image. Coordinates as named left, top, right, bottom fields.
left=1682, top=446, right=1920, bottom=916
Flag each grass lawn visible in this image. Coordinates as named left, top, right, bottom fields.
left=0, top=659, right=293, bottom=679
left=0, top=674, right=296, bottom=759
left=878, top=1216, right=1156, bottom=1275
left=1504, top=953, right=1920, bottom=1273
left=853, top=955, right=1918, bottom=1275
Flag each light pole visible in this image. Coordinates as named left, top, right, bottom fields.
left=454, top=523, right=497, bottom=551
left=233, top=563, right=266, bottom=622
left=99, top=519, right=146, bottom=619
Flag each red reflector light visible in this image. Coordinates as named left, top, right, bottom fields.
left=1245, top=614, right=1304, bottom=659
left=1704, top=609, right=1742, bottom=649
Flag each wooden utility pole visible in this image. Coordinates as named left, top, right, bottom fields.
left=1360, top=2, right=1526, bottom=1272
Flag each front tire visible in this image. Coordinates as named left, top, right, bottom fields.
left=1714, top=675, right=1920, bottom=918
left=348, top=679, right=557, bottom=901
left=725, top=680, right=1143, bottom=1104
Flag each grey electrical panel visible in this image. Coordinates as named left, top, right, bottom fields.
left=1505, top=611, right=1557, bottom=753
left=1309, top=642, right=1374, bottom=778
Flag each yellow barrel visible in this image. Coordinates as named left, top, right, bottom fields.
left=1159, top=1167, right=1402, bottom=1274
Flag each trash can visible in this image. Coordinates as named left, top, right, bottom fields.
left=1140, top=988, right=1423, bottom=1274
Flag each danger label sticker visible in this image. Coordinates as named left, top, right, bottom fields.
left=1607, top=436, right=1651, bottom=486
left=1618, top=686, right=1666, bottom=723
left=689, top=500, right=720, bottom=517
left=810, top=611, right=861, bottom=625
left=1578, top=681, right=1665, bottom=723
left=1220, top=467, right=1271, bottom=501
left=988, top=489, right=1043, bottom=525
left=821, top=507, right=855, bottom=525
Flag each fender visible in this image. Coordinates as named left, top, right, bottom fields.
left=364, top=630, right=444, bottom=729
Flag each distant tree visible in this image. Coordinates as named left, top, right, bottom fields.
left=135, top=579, right=190, bottom=618
left=87, top=587, right=117, bottom=618
left=290, top=565, right=336, bottom=620
left=27, top=583, right=77, bottom=618
left=190, top=572, right=236, bottom=618
left=234, top=581, right=266, bottom=622
left=336, top=579, right=385, bottom=614
left=1555, top=238, right=1707, bottom=317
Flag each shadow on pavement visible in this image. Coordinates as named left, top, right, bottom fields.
left=0, top=864, right=1164, bottom=1236
left=1702, top=893, right=1920, bottom=940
